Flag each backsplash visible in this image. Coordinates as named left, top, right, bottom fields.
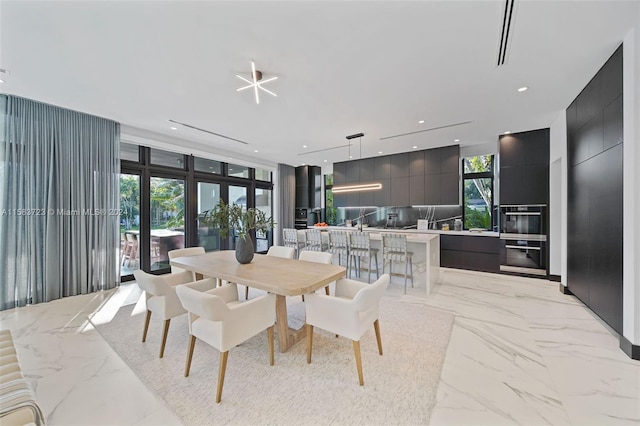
left=335, top=206, right=463, bottom=230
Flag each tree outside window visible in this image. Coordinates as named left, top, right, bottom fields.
left=462, top=155, right=494, bottom=230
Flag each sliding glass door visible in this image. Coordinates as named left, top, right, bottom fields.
left=149, top=176, right=185, bottom=271
left=197, top=182, right=221, bottom=251
left=120, top=173, right=140, bottom=279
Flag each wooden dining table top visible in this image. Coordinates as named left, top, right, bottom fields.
left=170, top=250, right=346, bottom=296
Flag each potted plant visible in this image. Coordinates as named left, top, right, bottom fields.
left=199, top=200, right=275, bottom=264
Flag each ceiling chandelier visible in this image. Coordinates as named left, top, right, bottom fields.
left=236, top=61, right=278, bottom=104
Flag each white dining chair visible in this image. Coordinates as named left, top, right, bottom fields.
left=299, top=251, right=333, bottom=296
left=168, top=247, right=207, bottom=280
left=176, top=283, right=276, bottom=403
left=304, top=274, right=390, bottom=386
left=133, top=269, right=216, bottom=358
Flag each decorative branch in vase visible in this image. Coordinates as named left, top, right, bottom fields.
left=199, top=200, right=275, bottom=264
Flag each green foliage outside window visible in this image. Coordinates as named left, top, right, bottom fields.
left=462, top=155, right=493, bottom=230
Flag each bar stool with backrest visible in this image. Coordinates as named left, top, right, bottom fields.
left=305, top=229, right=328, bottom=252
left=348, top=231, right=379, bottom=283
left=283, top=228, right=305, bottom=259
left=381, top=233, right=414, bottom=294
left=327, top=230, right=350, bottom=276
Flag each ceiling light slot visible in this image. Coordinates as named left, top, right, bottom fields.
left=497, top=0, right=517, bottom=66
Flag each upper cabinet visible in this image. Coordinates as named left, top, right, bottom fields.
left=499, top=128, right=549, bottom=205
left=331, top=144, right=460, bottom=207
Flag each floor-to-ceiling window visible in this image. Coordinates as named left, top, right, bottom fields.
left=119, top=142, right=274, bottom=280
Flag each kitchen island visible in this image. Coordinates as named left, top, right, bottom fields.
left=300, top=226, right=441, bottom=295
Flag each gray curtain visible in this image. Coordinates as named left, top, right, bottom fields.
left=276, top=163, right=295, bottom=245
left=0, top=95, right=120, bottom=310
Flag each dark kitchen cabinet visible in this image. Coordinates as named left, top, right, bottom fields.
left=374, top=179, right=391, bottom=206
left=295, top=165, right=321, bottom=209
left=603, top=95, right=623, bottom=150
left=346, top=159, right=360, bottom=183
left=390, top=153, right=410, bottom=178
left=409, top=151, right=425, bottom=176
left=424, top=149, right=441, bottom=174
left=440, top=145, right=460, bottom=174
left=424, top=174, right=440, bottom=205
left=567, top=44, right=623, bottom=335
left=499, top=128, right=549, bottom=206
left=440, top=172, right=459, bottom=205
left=409, top=175, right=425, bottom=205
left=333, top=162, right=346, bottom=185
left=374, top=156, right=391, bottom=179
left=330, top=144, right=459, bottom=208
left=440, top=235, right=500, bottom=273
left=360, top=158, right=375, bottom=182
left=390, top=176, right=410, bottom=206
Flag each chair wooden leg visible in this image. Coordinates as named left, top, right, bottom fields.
left=268, top=326, right=275, bottom=366
left=301, top=294, right=305, bottom=302
left=216, top=351, right=229, bottom=403
left=184, top=335, right=196, bottom=377
left=159, top=319, right=170, bottom=358
left=245, top=286, right=250, bottom=300
left=353, top=340, right=364, bottom=386
left=374, top=319, right=383, bottom=355
left=306, top=324, right=313, bottom=364
left=324, top=286, right=330, bottom=295
left=142, top=310, right=151, bottom=342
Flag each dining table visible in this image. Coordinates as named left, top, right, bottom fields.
left=169, top=250, right=346, bottom=352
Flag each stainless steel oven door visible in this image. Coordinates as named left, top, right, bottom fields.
left=500, top=205, right=546, bottom=235
left=500, top=238, right=546, bottom=276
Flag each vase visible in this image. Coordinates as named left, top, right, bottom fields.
left=235, top=235, right=255, bottom=264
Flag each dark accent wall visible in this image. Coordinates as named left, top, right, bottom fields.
left=567, top=45, right=623, bottom=334
left=333, top=145, right=459, bottom=207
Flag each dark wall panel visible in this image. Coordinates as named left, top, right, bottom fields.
left=567, top=44, right=623, bottom=334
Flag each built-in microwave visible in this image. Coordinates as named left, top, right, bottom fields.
left=500, top=204, right=546, bottom=237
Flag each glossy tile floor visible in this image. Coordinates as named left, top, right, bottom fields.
left=1, top=268, right=638, bottom=425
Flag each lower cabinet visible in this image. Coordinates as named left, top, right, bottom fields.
left=440, top=235, right=500, bottom=273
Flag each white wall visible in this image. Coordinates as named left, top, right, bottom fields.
left=623, top=14, right=640, bottom=345
left=549, top=113, right=568, bottom=281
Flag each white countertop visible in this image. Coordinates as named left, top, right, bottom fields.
left=308, top=225, right=499, bottom=238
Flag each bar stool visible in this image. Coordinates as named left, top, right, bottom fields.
left=381, top=233, right=413, bottom=294
left=305, top=229, right=328, bottom=252
left=328, top=230, right=350, bottom=275
left=348, top=231, right=379, bottom=283
left=283, top=228, right=305, bottom=258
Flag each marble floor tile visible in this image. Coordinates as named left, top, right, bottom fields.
left=2, top=267, right=639, bottom=425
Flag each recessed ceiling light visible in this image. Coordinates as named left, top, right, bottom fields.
left=323, top=160, right=327, bottom=162
left=418, top=120, right=424, bottom=124
left=254, top=150, right=259, bottom=153
left=518, top=86, right=528, bottom=92
left=302, top=163, right=306, bottom=166
left=378, top=151, right=383, bottom=154
left=170, top=126, right=177, bottom=130
left=504, top=131, right=511, bottom=134
left=454, top=139, right=460, bottom=142
left=349, top=156, right=353, bottom=159
left=0, top=79, right=4, bottom=84
left=412, top=146, right=418, bottom=149
left=303, top=145, right=307, bottom=148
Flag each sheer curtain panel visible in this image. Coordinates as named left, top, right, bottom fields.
left=0, top=95, right=120, bottom=310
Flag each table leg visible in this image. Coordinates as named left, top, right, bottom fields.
left=275, top=294, right=307, bottom=353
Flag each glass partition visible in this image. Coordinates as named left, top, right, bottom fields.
left=197, top=182, right=221, bottom=251
left=150, top=177, right=185, bottom=270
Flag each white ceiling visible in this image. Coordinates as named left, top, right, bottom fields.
left=1, top=1, right=638, bottom=169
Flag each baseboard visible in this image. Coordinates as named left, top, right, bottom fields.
left=620, top=335, right=640, bottom=360
left=548, top=274, right=561, bottom=282
left=559, top=283, right=573, bottom=295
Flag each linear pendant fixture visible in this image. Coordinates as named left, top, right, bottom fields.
left=332, top=183, right=382, bottom=193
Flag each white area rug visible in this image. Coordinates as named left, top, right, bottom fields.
left=94, top=295, right=453, bottom=426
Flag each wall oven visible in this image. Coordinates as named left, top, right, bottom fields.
left=500, top=205, right=547, bottom=276
left=294, top=208, right=310, bottom=230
